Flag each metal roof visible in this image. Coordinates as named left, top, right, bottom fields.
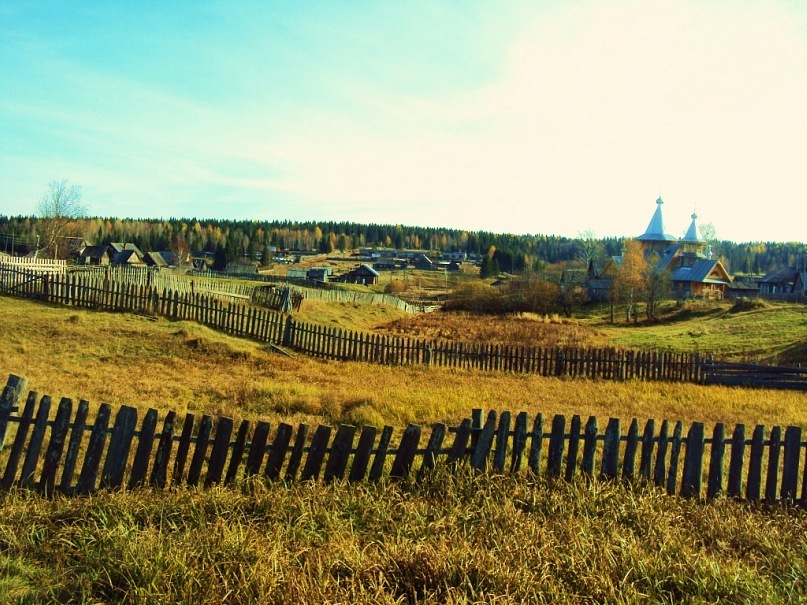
left=670, top=260, right=729, bottom=284
left=681, top=213, right=705, bottom=243
left=637, top=197, right=678, bottom=242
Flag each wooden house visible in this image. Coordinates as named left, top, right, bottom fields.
left=143, top=251, right=169, bottom=268
left=338, top=264, right=380, bottom=285
left=307, top=267, right=332, bottom=282
left=77, top=245, right=111, bottom=266
left=757, top=268, right=799, bottom=294
left=108, top=242, right=144, bottom=259
left=111, top=249, right=146, bottom=267
left=413, top=255, right=435, bottom=271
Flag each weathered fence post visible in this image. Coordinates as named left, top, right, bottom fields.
left=390, top=424, right=421, bottom=479
left=681, top=422, right=705, bottom=498
left=706, top=423, right=726, bottom=499
left=0, top=375, right=28, bottom=449
left=782, top=426, right=802, bottom=505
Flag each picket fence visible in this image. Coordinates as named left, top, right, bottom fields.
left=0, top=264, right=705, bottom=384
left=0, top=375, right=803, bottom=504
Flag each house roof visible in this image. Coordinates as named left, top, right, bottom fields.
left=354, top=264, right=380, bottom=276
left=109, top=242, right=144, bottom=257
left=670, top=260, right=730, bottom=284
left=637, top=197, right=678, bottom=243
left=758, top=268, right=799, bottom=284
left=144, top=251, right=168, bottom=267
left=111, top=250, right=145, bottom=265
left=81, top=245, right=109, bottom=259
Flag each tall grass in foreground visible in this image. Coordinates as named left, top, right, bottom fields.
left=0, top=471, right=803, bottom=604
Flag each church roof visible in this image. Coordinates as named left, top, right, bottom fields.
left=637, top=197, right=678, bottom=243
left=681, top=212, right=706, bottom=243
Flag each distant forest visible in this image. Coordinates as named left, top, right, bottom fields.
left=1, top=215, right=804, bottom=276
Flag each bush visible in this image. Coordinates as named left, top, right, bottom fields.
left=385, top=280, right=407, bottom=294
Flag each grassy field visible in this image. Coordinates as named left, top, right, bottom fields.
left=1, top=471, right=803, bottom=604
left=0, top=294, right=805, bottom=604
left=370, top=298, right=807, bottom=365
left=1, top=296, right=804, bottom=430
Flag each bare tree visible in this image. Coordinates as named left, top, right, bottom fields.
left=36, top=179, right=88, bottom=259
left=575, top=229, right=604, bottom=268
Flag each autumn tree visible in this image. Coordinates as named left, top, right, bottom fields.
left=35, top=179, right=88, bottom=259
left=643, top=256, right=670, bottom=321
left=611, top=239, right=648, bottom=324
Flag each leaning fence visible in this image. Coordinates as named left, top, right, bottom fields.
left=0, top=375, right=803, bottom=505
left=3, top=263, right=805, bottom=389
left=0, top=263, right=711, bottom=384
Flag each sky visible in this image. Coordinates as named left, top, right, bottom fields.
left=1, top=0, right=806, bottom=243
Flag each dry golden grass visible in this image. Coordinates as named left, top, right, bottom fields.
left=0, top=297, right=804, bottom=432
left=377, top=310, right=607, bottom=348
left=0, top=471, right=804, bottom=604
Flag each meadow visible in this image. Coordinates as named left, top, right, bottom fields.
left=0, top=293, right=805, bottom=604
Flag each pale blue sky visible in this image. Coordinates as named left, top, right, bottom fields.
left=1, top=1, right=806, bottom=242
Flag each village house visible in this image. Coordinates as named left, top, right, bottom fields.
left=336, top=264, right=380, bottom=285
left=76, top=245, right=111, bottom=266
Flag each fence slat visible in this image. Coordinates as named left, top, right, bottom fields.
left=681, top=422, right=705, bottom=498
left=100, top=405, right=138, bottom=490
left=245, top=421, right=271, bottom=478
left=765, top=426, right=782, bottom=505
left=0, top=375, right=28, bottom=449
left=59, top=399, right=89, bottom=494
left=324, top=424, right=356, bottom=482
left=172, top=413, right=196, bottom=486
left=1, top=391, right=37, bottom=490
left=528, top=413, right=544, bottom=475
left=707, top=423, right=726, bottom=499
left=547, top=414, right=566, bottom=477
left=622, top=418, right=639, bottom=481
left=265, top=422, right=293, bottom=480
left=510, top=411, right=528, bottom=473
left=447, top=419, right=471, bottom=468
left=666, top=421, right=684, bottom=496
left=470, top=411, right=497, bottom=471
left=76, top=404, right=111, bottom=494
left=746, top=425, right=765, bottom=502
left=601, top=418, right=621, bottom=480
left=39, top=397, right=73, bottom=496
left=300, top=424, right=332, bottom=481
left=581, top=416, right=598, bottom=475
left=150, top=411, right=176, bottom=489
left=205, top=417, right=234, bottom=487
left=782, top=426, right=802, bottom=504
left=128, top=408, right=158, bottom=490
left=20, top=396, right=53, bottom=489
left=186, top=415, right=212, bottom=487
left=565, top=414, right=581, bottom=482
left=419, top=423, right=447, bottom=478
left=727, top=424, right=746, bottom=499
left=653, top=420, right=670, bottom=488
left=493, top=411, right=511, bottom=473
left=390, top=424, right=421, bottom=480
left=349, top=425, right=378, bottom=482
left=369, top=426, right=394, bottom=482
left=224, top=420, right=250, bottom=485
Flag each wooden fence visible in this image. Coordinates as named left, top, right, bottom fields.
left=703, top=361, right=807, bottom=391
left=0, top=375, right=804, bottom=504
left=0, top=257, right=66, bottom=274
left=0, top=263, right=712, bottom=385
left=8, top=263, right=807, bottom=388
